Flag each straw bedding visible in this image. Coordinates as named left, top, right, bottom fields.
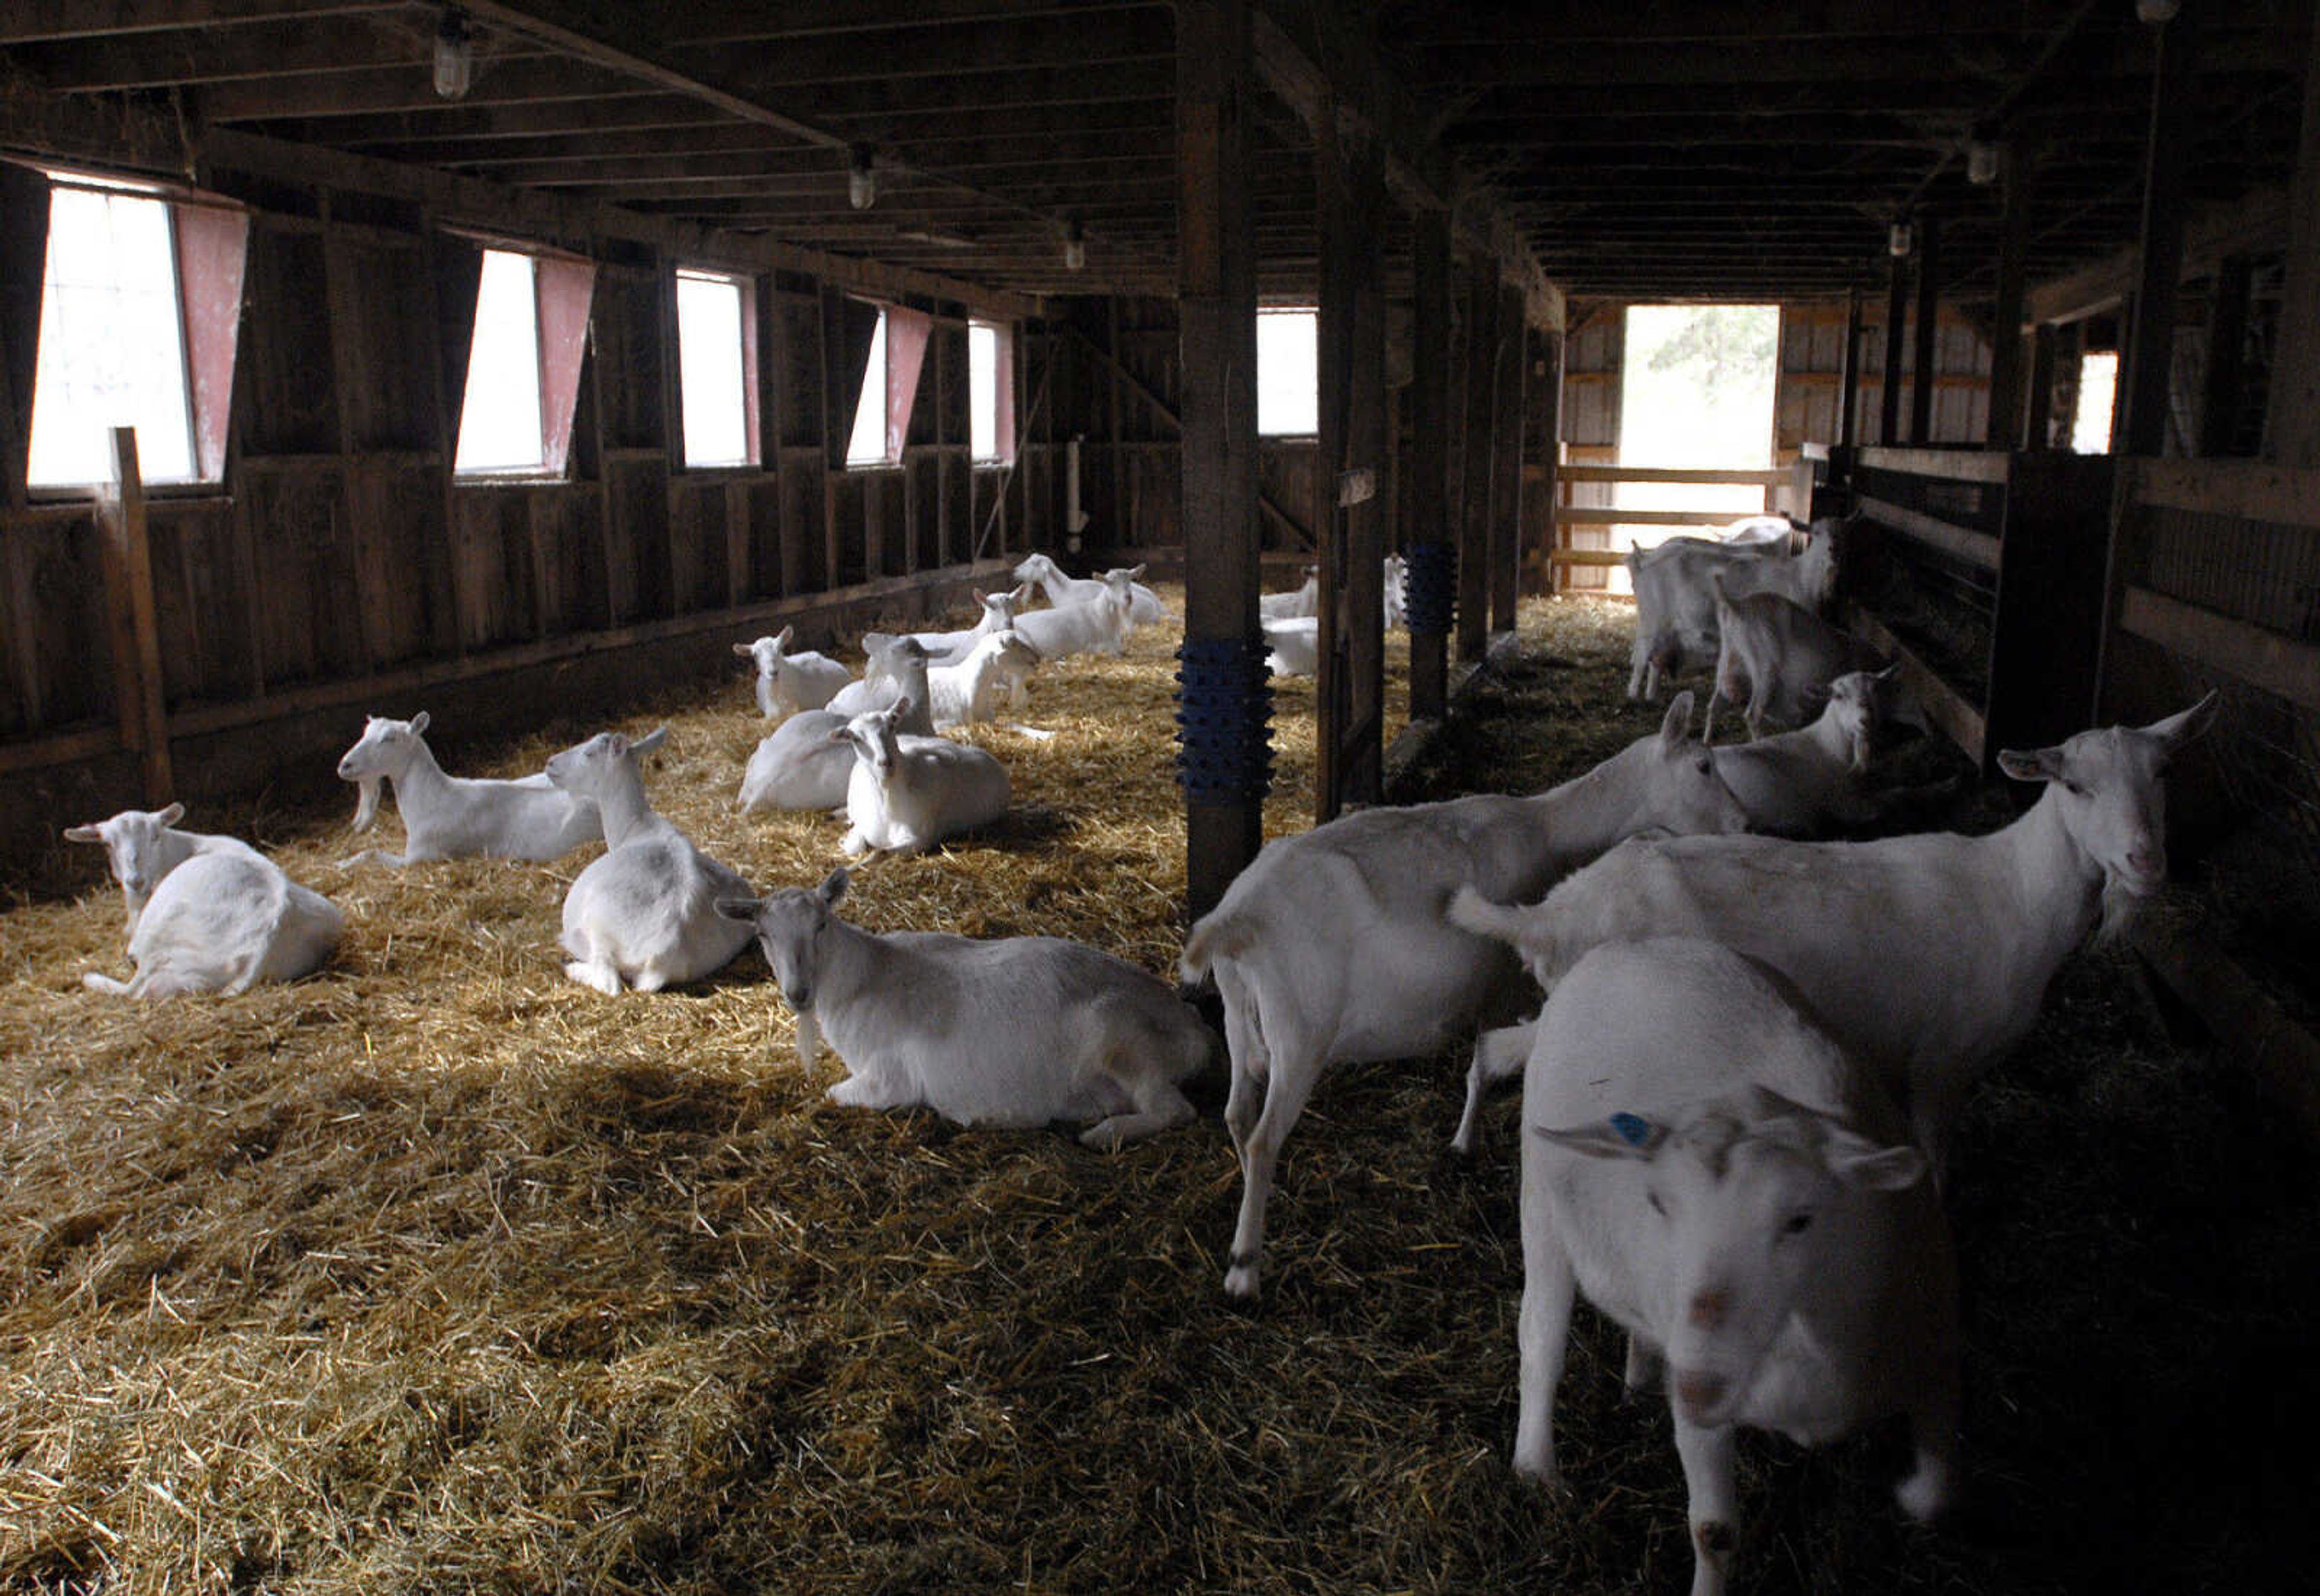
left=2, top=588, right=2312, bottom=1594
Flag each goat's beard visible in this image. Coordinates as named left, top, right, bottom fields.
left=2093, top=874, right=2144, bottom=947
left=350, top=776, right=382, bottom=833
left=792, top=1007, right=820, bottom=1069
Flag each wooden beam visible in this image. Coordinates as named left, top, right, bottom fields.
left=19, top=18, right=547, bottom=92
left=95, top=427, right=173, bottom=806
left=1177, top=0, right=1263, bottom=919
left=1986, top=137, right=2040, bottom=449
left=1879, top=248, right=1907, bottom=445
left=0, top=1, right=399, bottom=43
left=2121, top=587, right=2320, bottom=713
left=2267, top=0, right=2320, bottom=467
left=1455, top=255, right=1497, bottom=663
left=2197, top=255, right=2255, bottom=457
left=1524, top=324, right=1564, bottom=598
left=1490, top=281, right=1525, bottom=633
left=1406, top=205, right=1451, bottom=719
left=1909, top=213, right=1940, bottom=443
left=1557, top=464, right=1790, bottom=486
left=2117, top=8, right=2202, bottom=458
left=1837, top=286, right=1863, bottom=451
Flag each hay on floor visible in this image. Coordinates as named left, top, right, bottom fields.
left=2, top=588, right=2312, bottom=1595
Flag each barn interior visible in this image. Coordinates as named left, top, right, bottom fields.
left=4, top=2, right=2319, bottom=1592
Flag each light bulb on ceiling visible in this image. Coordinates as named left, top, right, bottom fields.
left=1063, top=219, right=1087, bottom=272
left=848, top=146, right=877, bottom=211
left=1967, top=138, right=2000, bottom=186
left=2136, top=0, right=2180, bottom=22
left=1889, top=220, right=1913, bottom=258
left=433, top=8, right=474, bottom=101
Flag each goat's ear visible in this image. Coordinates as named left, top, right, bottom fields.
left=1011, top=581, right=1034, bottom=604
left=631, top=727, right=669, bottom=757
left=1821, top=1128, right=1927, bottom=1192
left=409, top=710, right=430, bottom=736
left=2145, top=689, right=2219, bottom=751
left=733, top=642, right=756, bottom=659
left=156, top=802, right=186, bottom=826
left=1127, top=563, right=1147, bottom=581
left=862, top=631, right=896, bottom=655
left=1537, top=1113, right=1666, bottom=1161
left=774, top=625, right=794, bottom=651
left=713, top=896, right=761, bottom=924
left=1996, top=745, right=2064, bottom=784
left=1658, top=691, right=1696, bottom=748
left=1874, top=661, right=1901, bottom=683
left=63, top=823, right=104, bottom=843
left=819, top=867, right=849, bottom=905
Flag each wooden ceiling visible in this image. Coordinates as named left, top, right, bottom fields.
left=1, top=1, right=2309, bottom=309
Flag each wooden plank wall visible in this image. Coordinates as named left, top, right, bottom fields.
left=0, top=162, right=1033, bottom=879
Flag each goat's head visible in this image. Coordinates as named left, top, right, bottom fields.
left=1643, top=692, right=1751, bottom=838
left=336, top=712, right=430, bottom=782
left=63, top=802, right=189, bottom=909
left=718, top=867, right=849, bottom=1064
left=1997, top=692, right=2218, bottom=915
left=544, top=726, right=668, bottom=797
left=1538, top=1084, right=1924, bottom=1428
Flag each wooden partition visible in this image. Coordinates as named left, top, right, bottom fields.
left=1838, top=446, right=2115, bottom=771
left=2096, top=459, right=2320, bottom=1134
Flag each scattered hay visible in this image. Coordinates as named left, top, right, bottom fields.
left=2, top=591, right=2313, bottom=1594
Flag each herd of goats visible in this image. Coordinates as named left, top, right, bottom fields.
left=51, top=523, right=2215, bottom=1595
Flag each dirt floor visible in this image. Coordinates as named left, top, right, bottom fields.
left=2, top=589, right=2314, bottom=1595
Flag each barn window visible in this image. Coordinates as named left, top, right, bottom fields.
left=2070, top=350, right=2119, bottom=454
left=969, top=318, right=1014, bottom=465
left=845, top=301, right=933, bottom=469
left=25, top=175, right=249, bottom=491
left=451, top=244, right=596, bottom=479
left=1257, top=307, right=1319, bottom=436
left=676, top=268, right=758, bottom=468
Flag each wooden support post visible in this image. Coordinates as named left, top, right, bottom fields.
left=2198, top=256, right=2255, bottom=457
left=2268, top=0, right=2320, bottom=465
left=1837, top=288, right=1863, bottom=451
left=1986, top=138, right=2040, bottom=449
left=1525, top=326, right=1564, bottom=597
left=1314, top=110, right=1387, bottom=820
left=2026, top=323, right=2060, bottom=450
left=1909, top=214, right=1941, bottom=444
left=1407, top=207, right=1452, bottom=720
left=1490, top=283, right=1526, bottom=635
left=1177, top=0, right=1264, bottom=918
left=1879, top=249, right=1909, bottom=446
left=2118, top=9, right=2201, bottom=457
left=1457, top=256, right=1497, bottom=663
left=96, top=426, right=173, bottom=806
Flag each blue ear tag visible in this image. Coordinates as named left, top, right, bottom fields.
left=1610, top=1112, right=1655, bottom=1147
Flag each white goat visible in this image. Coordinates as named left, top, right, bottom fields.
left=1449, top=670, right=1895, bottom=1151
left=1706, top=574, right=1890, bottom=741
left=65, top=805, right=342, bottom=998
left=733, top=626, right=852, bottom=722
left=1450, top=694, right=2218, bottom=1171
left=1259, top=567, right=1320, bottom=620
left=1628, top=527, right=1838, bottom=703
left=836, top=698, right=1011, bottom=857
left=1383, top=552, right=1408, bottom=629
left=1512, top=938, right=1956, bottom=1596
left=1178, top=692, right=1749, bottom=1298
left=715, top=867, right=1214, bottom=1147
left=334, top=711, right=600, bottom=867
left=825, top=635, right=933, bottom=721
left=738, top=692, right=936, bottom=814
left=1013, top=551, right=1168, bottom=624
left=546, top=727, right=753, bottom=994
left=1010, top=567, right=1138, bottom=663
left=1262, top=614, right=1319, bottom=678
left=871, top=585, right=1030, bottom=668
left=927, top=629, right=1044, bottom=729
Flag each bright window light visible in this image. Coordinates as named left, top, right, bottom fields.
left=454, top=249, right=545, bottom=474
left=1257, top=307, right=1318, bottom=436
left=2071, top=350, right=2119, bottom=454
left=846, top=309, right=890, bottom=466
left=677, top=269, right=750, bottom=466
left=28, top=185, right=198, bottom=486
left=970, top=320, right=1002, bottom=462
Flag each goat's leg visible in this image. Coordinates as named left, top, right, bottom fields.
left=1672, top=1415, right=1742, bottom=1596
left=1222, top=1041, right=1323, bottom=1299
left=1512, top=1212, right=1577, bottom=1485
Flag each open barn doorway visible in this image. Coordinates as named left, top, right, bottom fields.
left=1606, top=303, right=1780, bottom=593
